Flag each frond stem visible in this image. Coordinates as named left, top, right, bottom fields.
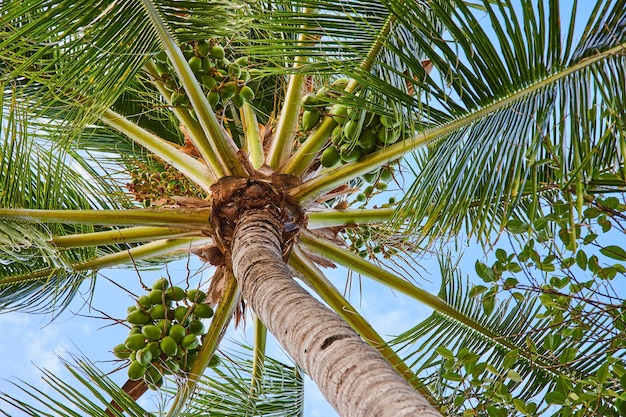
left=240, top=103, right=264, bottom=169
left=143, top=60, right=222, bottom=178
left=266, top=28, right=311, bottom=169
left=0, top=238, right=206, bottom=287
left=249, top=315, right=267, bottom=397
left=359, top=5, right=398, bottom=73
left=52, top=226, right=201, bottom=248
left=75, top=238, right=207, bottom=271
left=0, top=208, right=213, bottom=231
left=101, top=109, right=214, bottom=192
left=307, top=208, right=395, bottom=228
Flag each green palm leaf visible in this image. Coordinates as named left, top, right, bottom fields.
left=391, top=256, right=622, bottom=412
left=0, top=356, right=152, bottom=417
left=392, top=0, right=626, bottom=243
left=0, top=349, right=303, bottom=417
left=0, top=0, right=244, bottom=128
left=175, top=347, right=304, bottom=417
left=1, top=0, right=156, bottom=125
left=0, top=87, right=130, bottom=313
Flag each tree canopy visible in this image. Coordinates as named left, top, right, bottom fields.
left=0, top=0, right=625, bottom=416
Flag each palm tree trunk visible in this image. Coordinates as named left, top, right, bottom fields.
left=231, top=210, right=441, bottom=417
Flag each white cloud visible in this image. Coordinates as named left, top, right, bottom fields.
left=0, top=313, right=72, bottom=415
left=24, top=325, right=64, bottom=375
left=0, top=314, right=63, bottom=380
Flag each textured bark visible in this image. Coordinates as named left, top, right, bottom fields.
left=231, top=210, right=441, bottom=417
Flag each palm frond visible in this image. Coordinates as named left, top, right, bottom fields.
left=1, top=347, right=303, bottom=417
left=390, top=256, right=622, bottom=412
left=108, top=74, right=185, bottom=147
left=1, top=83, right=131, bottom=210
left=393, top=0, right=626, bottom=243
left=245, top=0, right=445, bottom=122
left=0, top=85, right=133, bottom=314
left=245, top=0, right=435, bottom=66
left=0, top=355, right=152, bottom=417
left=0, top=0, right=246, bottom=135
left=1, top=0, right=156, bottom=126
left=0, top=265, right=96, bottom=317
left=174, top=346, right=304, bottom=417
left=0, top=236, right=209, bottom=314
left=157, top=0, right=247, bottom=43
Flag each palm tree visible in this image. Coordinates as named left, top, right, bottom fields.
left=1, top=0, right=625, bottom=416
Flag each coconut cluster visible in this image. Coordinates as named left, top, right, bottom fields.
left=344, top=224, right=400, bottom=260
left=112, top=278, right=218, bottom=389
left=300, top=79, right=408, bottom=198
left=154, top=40, right=256, bottom=111
left=127, top=163, right=205, bottom=206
